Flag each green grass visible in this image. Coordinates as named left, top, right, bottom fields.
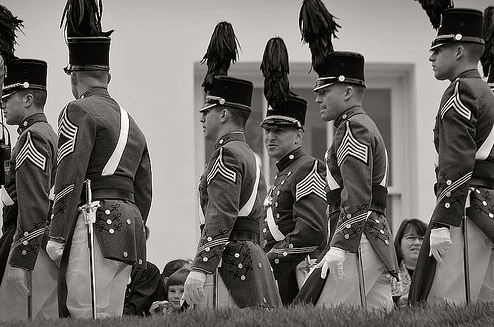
left=3, top=302, right=494, bottom=327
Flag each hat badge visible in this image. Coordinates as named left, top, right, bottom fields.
left=22, top=82, right=29, bottom=89
left=454, top=34, right=463, bottom=41
left=338, top=75, right=346, bottom=82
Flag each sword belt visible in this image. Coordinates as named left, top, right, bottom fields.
left=80, top=175, right=134, bottom=203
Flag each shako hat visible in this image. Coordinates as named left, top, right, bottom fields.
left=261, top=95, right=307, bottom=129
left=61, top=0, right=114, bottom=72
left=200, top=76, right=253, bottom=112
left=313, top=51, right=365, bottom=92
left=2, top=58, right=47, bottom=99
left=431, top=8, right=485, bottom=50
left=260, top=37, right=307, bottom=129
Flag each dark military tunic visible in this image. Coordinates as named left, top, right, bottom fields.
left=0, top=113, right=56, bottom=278
left=49, top=87, right=152, bottom=316
left=410, top=69, right=494, bottom=304
left=263, top=147, right=328, bottom=305
left=295, top=106, right=398, bottom=304
left=193, top=132, right=281, bottom=308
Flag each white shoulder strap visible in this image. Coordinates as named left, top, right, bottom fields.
left=102, top=106, right=129, bottom=176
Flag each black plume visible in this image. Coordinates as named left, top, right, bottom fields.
left=481, top=6, right=494, bottom=82
left=60, top=0, right=113, bottom=38
left=299, top=0, right=340, bottom=75
left=0, top=5, right=23, bottom=62
left=415, top=0, right=454, bottom=29
left=201, top=21, right=239, bottom=93
left=260, top=37, right=290, bottom=110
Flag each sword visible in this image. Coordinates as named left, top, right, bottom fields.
left=462, top=213, right=471, bottom=303
left=356, top=245, right=367, bottom=309
left=27, top=269, right=32, bottom=320
left=78, top=179, right=100, bottom=318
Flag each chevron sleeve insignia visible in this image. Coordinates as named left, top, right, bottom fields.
left=206, top=147, right=237, bottom=185
left=440, top=81, right=472, bottom=121
left=16, top=131, right=47, bottom=171
left=57, top=105, right=78, bottom=165
left=296, top=160, right=327, bottom=202
left=337, top=121, right=369, bottom=166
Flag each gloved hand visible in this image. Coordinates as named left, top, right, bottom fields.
left=429, top=227, right=452, bottom=263
left=46, top=240, right=64, bottom=262
left=315, top=247, right=346, bottom=281
left=7, top=266, right=28, bottom=295
left=183, top=270, right=207, bottom=305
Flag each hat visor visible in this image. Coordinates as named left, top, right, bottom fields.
left=200, top=103, right=217, bottom=112
left=260, top=118, right=300, bottom=129
left=313, top=82, right=335, bottom=92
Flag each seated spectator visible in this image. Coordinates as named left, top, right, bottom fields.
left=149, top=268, right=190, bottom=315
left=391, top=219, right=427, bottom=307
left=157, top=259, right=192, bottom=301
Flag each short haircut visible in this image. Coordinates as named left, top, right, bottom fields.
left=223, top=106, right=250, bottom=128
left=164, top=267, right=190, bottom=295
left=461, top=42, right=485, bottom=62
left=17, top=89, right=47, bottom=108
left=394, top=218, right=428, bottom=264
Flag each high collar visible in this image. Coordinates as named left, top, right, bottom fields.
left=453, top=69, right=481, bottom=82
left=79, top=86, right=109, bottom=99
left=334, top=106, right=365, bottom=128
left=276, top=147, right=305, bottom=171
left=215, top=131, right=246, bottom=149
left=17, top=113, right=48, bottom=135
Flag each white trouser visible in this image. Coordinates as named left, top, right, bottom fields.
left=194, top=272, right=238, bottom=309
left=316, top=234, right=394, bottom=311
left=66, top=212, right=132, bottom=318
left=0, top=247, right=58, bottom=321
left=428, top=219, right=494, bottom=304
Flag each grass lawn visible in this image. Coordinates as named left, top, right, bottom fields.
left=2, top=302, right=494, bottom=327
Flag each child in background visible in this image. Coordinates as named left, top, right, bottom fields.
left=149, top=268, right=190, bottom=315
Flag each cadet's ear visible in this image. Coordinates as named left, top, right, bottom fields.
left=219, top=108, right=229, bottom=123
left=107, top=72, right=112, bottom=84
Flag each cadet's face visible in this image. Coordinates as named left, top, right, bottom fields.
left=1, top=92, right=26, bottom=126
left=264, top=126, right=301, bottom=161
left=429, top=44, right=457, bottom=81
left=167, top=285, right=184, bottom=310
left=200, top=107, right=222, bottom=141
left=315, top=84, right=346, bottom=122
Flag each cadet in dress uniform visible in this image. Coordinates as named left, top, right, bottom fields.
left=0, top=3, right=23, bottom=289
left=259, top=37, right=328, bottom=305
left=295, top=52, right=398, bottom=311
left=409, top=8, right=494, bottom=305
left=0, top=59, right=58, bottom=321
left=183, top=76, right=282, bottom=309
left=45, top=0, right=152, bottom=318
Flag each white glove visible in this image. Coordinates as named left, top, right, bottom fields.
left=183, top=270, right=207, bottom=305
left=315, top=247, right=346, bottom=281
left=46, top=240, right=64, bottom=262
left=7, top=266, right=28, bottom=295
left=429, top=227, right=452, bottom=263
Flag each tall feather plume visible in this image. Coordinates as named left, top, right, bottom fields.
left=260, top=37, right=290, bottom=110
left=201, top=22, right=239, bottom=93
left=0, top=5, right=23, bottom=62
left=299, top=0, right=340, bottom=75
left=414, top=0, right=454, bottom=29
left=481, top=6, right=494, bottom=82
left=60, top=0, right=113, bottom=38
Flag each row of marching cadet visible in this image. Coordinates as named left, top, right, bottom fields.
left=1, top=0, right=494, bottom=321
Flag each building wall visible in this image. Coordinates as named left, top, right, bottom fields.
left=2, top=0, right=492, bottom=270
